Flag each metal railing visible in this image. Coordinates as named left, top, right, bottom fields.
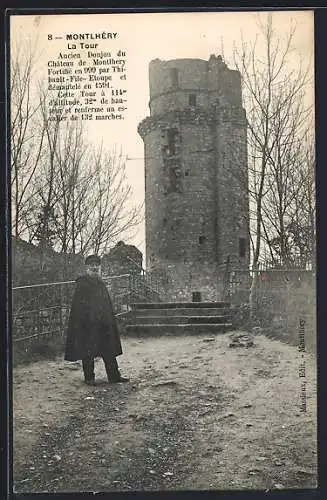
left=13, top=280, right=76, bottom=344
left=12, top=272, right=161, bottom=348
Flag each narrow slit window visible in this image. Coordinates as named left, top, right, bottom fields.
left=169, top=166, right=178, bottom=192
left=189, top=94, right=197, bottom=107
left=167, top=159, right=182, bottom=193
left=167, top=129, right=177, bottom=156
left=239, top=237, right=246, bottom=257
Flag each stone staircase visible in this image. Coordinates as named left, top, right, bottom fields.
left=125, top=301, right=233, bottom=335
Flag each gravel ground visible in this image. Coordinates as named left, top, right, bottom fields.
left=13, top=332, right=317, bottom=493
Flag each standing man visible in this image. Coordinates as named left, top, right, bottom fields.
left=64, top=254, right=129, bottom=385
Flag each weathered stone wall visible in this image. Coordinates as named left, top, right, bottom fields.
left=150, top=261, right=221, bottom=302
left=138, top=55, right=249, bottom=302
left=215, top=108, right=249, bottom=268
left=102, top=241, right=143, bottom=277
left=149, top=58, right=208, bottom=114
left=12, top=237, right=84, bottom=286
left=255, top=272, right=316, bottom=352
left=230, top=270, right=316, bottom=352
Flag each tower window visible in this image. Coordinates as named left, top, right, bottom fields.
left=170, top=67, right=178, bottom=86
left=189, top=94, right=197, bottom=107
left=169, top=165, right=178, bottom=192
left=192, top=291, right=202, bottom=302
left=199, top=236, right=206, bottom=245
left=239, top=237, right=246, bottom=257
left=163, top=218, right=167, bottom=226
left=165, top=159, right=182, bottom=193
left=185, top=170, right=189, bottom=176
left=163, top=128, right=179, bottom=156
left=167, top=129, right=177, bottom=156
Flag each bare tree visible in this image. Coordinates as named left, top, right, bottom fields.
left=233, top=12, right=314, bottom=312
left=282, top=128, right=315, bottom=268
left=75, top=144, right=143, bottom=256
left=50, top=117, right=88, bottom=254
left=11, top=41, right=144, bottom=269
left=262, top=122, right=314, bottom=267
left=27, top=113, right=143, bottom=258
left=10, top=38, right=45, bottom=238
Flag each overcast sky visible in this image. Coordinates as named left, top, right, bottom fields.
left=10, top=11, right=314, bottom=260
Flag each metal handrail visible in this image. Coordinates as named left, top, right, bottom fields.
left=13, top=280, right=76, bottom=290
left=14, top=305, right=65, bottom=316
left=13, top=273, right=132, bottom=291
left=103, top=273, right=131, bottom=280
left=15, top=330, right=62, bottom=342
left=12, top=272, right=161, bottom=350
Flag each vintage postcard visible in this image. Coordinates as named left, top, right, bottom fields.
left=9, top=10, right=316, bottom=493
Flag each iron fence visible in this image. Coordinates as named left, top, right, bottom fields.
left=12, top=272, right=161, bottom=352
left=222, top=261, right=315, bottom=304
left=13, top=280, right=76, bottom=345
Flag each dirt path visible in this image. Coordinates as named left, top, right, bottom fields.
left=13, top=332, right=317, bottom=492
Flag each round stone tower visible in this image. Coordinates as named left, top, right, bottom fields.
left=138, top=55, right=249, bottom=302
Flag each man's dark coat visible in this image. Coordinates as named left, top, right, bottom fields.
left=64, top=275, right=123, bottom=361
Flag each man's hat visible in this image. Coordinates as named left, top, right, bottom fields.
left=85, top=254, right=101, bottom=265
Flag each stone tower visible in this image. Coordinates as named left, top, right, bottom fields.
left=138, top=55, right=249, bottom=301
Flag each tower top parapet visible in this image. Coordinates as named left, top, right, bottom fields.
left=148, top=56, right=242, bottom=112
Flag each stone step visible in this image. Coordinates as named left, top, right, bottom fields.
left=130, top=315, right=230, bottom=325
left=126, top=323, right=233, bottom=335
left=130, top=307, right=231, bottom=317
left=131, top=301, right=230, bottom=310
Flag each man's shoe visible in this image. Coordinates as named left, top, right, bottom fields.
left=84, top=379, right=97, bottom=386
left=109, top=376, right=130, bottom=383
